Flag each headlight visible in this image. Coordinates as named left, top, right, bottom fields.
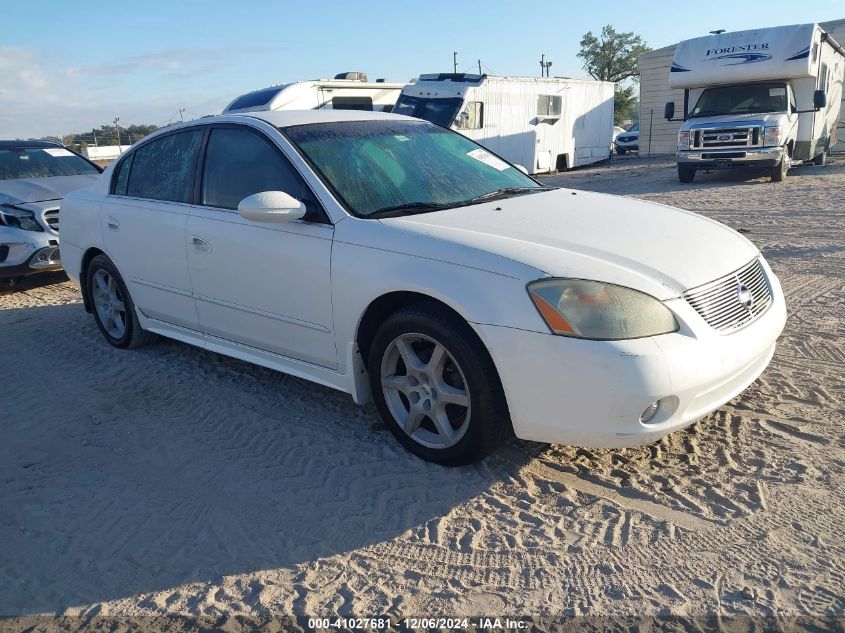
left=764, top=126, right=782, bottom=147
left=528, top=279, right=679, bottom=340
left=0, top=205, right=43, bottom=232
left=678, top=131, right=691, bottom=150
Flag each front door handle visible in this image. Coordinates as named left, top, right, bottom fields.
left=191, top=236, right=211, bottom=254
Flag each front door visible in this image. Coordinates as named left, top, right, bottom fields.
left=186, top=125, right=337, bottom=368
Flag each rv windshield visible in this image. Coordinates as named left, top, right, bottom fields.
left=284, top=119, right=542, bottom=218
left=392, top=96, right=463, bottom=127
left=690, top=83, right=789, bottom=118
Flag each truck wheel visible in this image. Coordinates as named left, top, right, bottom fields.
left=678, top=167, right=696, bottom=183
left=771, top=151, right=790, bottom=182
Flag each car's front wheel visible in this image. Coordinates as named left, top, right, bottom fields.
left=367, top=303, right=511, bottom=465
left=86, top=254, right=154, bottom=349
left=678, top=166, right=696, bottom=183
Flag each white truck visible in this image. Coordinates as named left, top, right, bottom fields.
left=223, top=72, right=405, bottom=114
left=394, top=73, right=615, bottom=174
left=665, top=23, right=844, bottom=182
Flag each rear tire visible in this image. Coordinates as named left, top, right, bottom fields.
left=367, top=302, right=512, bottom=466
left=813, top=150, right=827, bottom=166
left=678, top=167, right=696, bottom=183
left=86, top=254, right=155, bottom=349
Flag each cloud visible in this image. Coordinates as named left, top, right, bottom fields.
left=0, top=45, right=276, bottom=138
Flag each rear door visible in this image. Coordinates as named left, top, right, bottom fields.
left=186, top=124, right=337, bottom=368
left=102, top=128, right=204, bottom=328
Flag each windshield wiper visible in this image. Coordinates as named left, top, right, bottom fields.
left=368, top=201, right=455, bottom=219
left=470, top=186, right=548, bottom=202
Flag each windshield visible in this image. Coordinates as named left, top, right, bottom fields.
left=0, top=147, right=100, bottom=181
left=627, top=123, right=639, bottom=133
left=392, top=95, right=463, bottom=127
left=690, top=83, right=788, bottom=118
left=284, top=119, right=541, bottom=218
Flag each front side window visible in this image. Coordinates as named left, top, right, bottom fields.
left=537, top=95, right=562, bottom=117
left=125, top=130, right=203, bottom=202
left=285, top=120, right=540, bottom=218
left=0, top=147, right=100, bottom=181
left=690, top=83, right=788, bottom=118
left=455, top=101, right=483, bottom=130
left=201, top=127, right=311, bottom=212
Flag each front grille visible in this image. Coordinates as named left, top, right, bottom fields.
left=43, top=209, right=59, bottom=232
left=684, top=258, right=772, bottom=334
left=692, top=126, right=762, bottom=149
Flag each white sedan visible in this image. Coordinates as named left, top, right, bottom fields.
left=60, top=110, right=786, bottom=465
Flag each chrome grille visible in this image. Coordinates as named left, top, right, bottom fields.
left=684, top=258, right=772, bottom=334
left=43, top=209, right=59, bottom=232
left=692, top=126, right=762, bottom=149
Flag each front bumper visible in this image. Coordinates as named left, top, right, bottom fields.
left=677, top=146, right=782, bottom=170
left=0, top=226, right=62, bottom=277
left=475, top=262, right=786, bottom=448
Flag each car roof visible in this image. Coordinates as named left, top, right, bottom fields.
left=0, top=139, right=64, bottom=149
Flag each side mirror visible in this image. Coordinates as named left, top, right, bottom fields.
left=515, top=164, right=529, bottom=175
left=238, top=191, right=305, bottom=223
left=664, top=102, right=675, bottom=120
left=813, top=89, right=827, bottom=110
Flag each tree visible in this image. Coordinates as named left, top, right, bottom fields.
left=578, top=25, right=651, bottom=124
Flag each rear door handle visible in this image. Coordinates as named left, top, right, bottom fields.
left=191, top=236, right=211, bottom=254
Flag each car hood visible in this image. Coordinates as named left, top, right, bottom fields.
left=0, top=174, right=98, bottom=206
left=378, top=188, right=759, bottom=300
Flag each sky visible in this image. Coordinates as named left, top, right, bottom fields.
left=2, top=0, right=842, bottom=139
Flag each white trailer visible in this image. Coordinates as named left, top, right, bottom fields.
left=665, top=23, right=844, bottom=182
left=223, top=72, right=405, bottom=114
left=394, top=74, right=615, bottom=174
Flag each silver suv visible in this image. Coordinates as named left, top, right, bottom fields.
left=0, top=140, right=101, bottom=281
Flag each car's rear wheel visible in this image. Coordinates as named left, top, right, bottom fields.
left=678, top=166, right=696, bottom=183
left=367, top=303, right=511, bottom=465
left=813, top=149, right=827, bottom=166
left=86, top=254, right=154, bottom=349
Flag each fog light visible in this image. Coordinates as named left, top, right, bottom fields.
left=640, top=401, right=660, bottom=424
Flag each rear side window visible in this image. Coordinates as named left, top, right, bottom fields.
left=112, top=153, right=133, bottom=195
left=201, top=127, right=310, bottom=211
left=126, top=130, right=203, bottom=203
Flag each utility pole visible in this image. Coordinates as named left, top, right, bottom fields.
left=113, top=117, right=121, bottom=147
left=477, top=59, right=482, bottom=74
left=539, top=54, right=552, bottom=77
left=179, top=108, right=186, bottom=123
left=453, top=51, right=458, bottom=73
left=93, top=129, right=97, bottom=147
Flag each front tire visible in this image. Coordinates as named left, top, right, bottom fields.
left=678, top=166, right=696, bottom=183
left=367, top=303, right=511, bottom=466
left=813, top=150, right=827, bottom=166
left=86, top=254, right=154, bottom=349
left=771, top=148, right=791, bottom=182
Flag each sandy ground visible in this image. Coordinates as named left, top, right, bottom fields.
left=1, top=157, right=844, bottom=627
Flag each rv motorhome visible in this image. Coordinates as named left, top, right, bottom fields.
left=394, top=74, right=615, bottom=174
left=666, top=24, right=844, bottom=182
left=223, top=72, right=405, bottom=114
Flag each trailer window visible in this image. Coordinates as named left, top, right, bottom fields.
left=455, top=101, right=483, bottom=130
left=227, top=87, right=283, bottom=111
left=537, top=95, right=562, bottom=117
left=326, top=96, right=374, bottom=111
